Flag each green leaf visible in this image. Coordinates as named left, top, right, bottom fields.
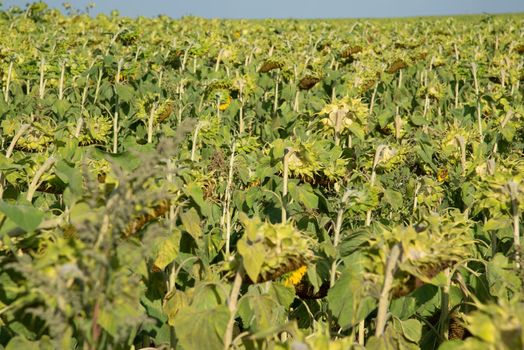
left=289, top=183, right=318, bottom=210
left=268, top=283, right=295, bottom=309
left=500, top=124, right=516, bottom=142
left=390, top=284, right=439, bottom=319
left=347, top=123, right=366, bottom=140
left=98, top=300, right=142, bottom=338
left=5, top=336, right=39, bottom=350
left=185, top=182, right=211, bottom=217
left=191, top=282, right=228, bottom=311
left=180, top=208, right=203, bottom=239
left=383, top=189, right=403, bottom=210
left=115, top=84, right=134, bottom=102
left=486, top=253, right=522, bottom=298
left=327, top=268, right=376, bottom=329
left=237, top=239, right=265, bottom=283
left=0, top=202, right=44, bottom=232
left=484, top=218, right=511, bottom=231
left=466, top=313, right=496, bottom=343
left=377, top=108, right=394, bottom=128
left=173, top=305, right=229, bottom=350
left=53, top=99, right=70, bottom=117
left=393, top=318, right=422, bottom=343
left=54, top=160, right=83, bottom=196
left=238, top=291, right=287, bottom=332
left=410, top=113, right=427, bottom=126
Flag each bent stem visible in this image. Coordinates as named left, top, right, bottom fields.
left=26, top=157, right=56, bottom=202
left=375, top=244, right=402, bottom=337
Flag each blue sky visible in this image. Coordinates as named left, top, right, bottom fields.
left=3, top=0, right=524, bottom=18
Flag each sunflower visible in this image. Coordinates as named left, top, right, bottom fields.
left=282, top=265, right=308, bottom=288
left=218, top=95, right=231, bottom=111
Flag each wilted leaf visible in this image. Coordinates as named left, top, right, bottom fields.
left=163, top=290, right=191, bottom=326
left=180, top=208, right=202, bottom=239
left=153, top=230, right=181, bottom=270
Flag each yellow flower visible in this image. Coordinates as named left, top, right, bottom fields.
left=219, top=95, right=231, bottom=111
left=437, top=168, right=449, bottom=182
left=283, top=265, right=308, bottom=287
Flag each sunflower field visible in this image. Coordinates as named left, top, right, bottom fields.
left=0, top=2, right=523, bottom=349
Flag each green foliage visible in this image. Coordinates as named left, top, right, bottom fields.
left=0, top=4, right=523, bottom=350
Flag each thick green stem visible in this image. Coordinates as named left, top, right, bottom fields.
left=239, top=85, right=244, bottom=133
left=471, top=63, right=483, bottom=141
left=190, top=123, right=203, bottom=162
left=508, top=182, right=521, bottom=269
left=59, top=61, right=65, bottom=100
left=113, top=59, right=123, bottom=154
left=438, top=268, right=452, bottom=342
left=93, top=67, right=103, bottom=105
left=273, top=73, right=280, bottom=115
left=4, top=60, right=13, bottom=103
left=330, top=188, right=353, bottom=287
left=147, top=102, right=158, bottom=144
left=366, top=145, right=386, bottom=225
left=222, top=142, right=236, bottom=256
left=39, top=57, right=46, bottom=99
left=394, top=107, right=401, bottom=140
left=282, top=148, right=292, bottom=223
left=224, top=268, right=243, bottom=350
left=375, top=244, right=402, bottom=337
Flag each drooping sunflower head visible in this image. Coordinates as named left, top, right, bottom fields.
left=236, top=214, right=314, bottom=283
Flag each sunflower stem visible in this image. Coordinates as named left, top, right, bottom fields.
left=375, top=244, right=402, bottom=337
left=223, top=142, right=236, bottom=256
left=26, top=157, right=56, bottom=202
left=224, top=268, right=243, bottom=350
left=330, top=188, right=353, bottom=287
left=4, top=60, right=13, bottom=103
left=282, top=147, right=292, bottom=224
left=39, top=57, right=46, bottom=99
left=508, top=182, right=521, bottom=269
left=471, top=62, right=483, bottom=141
left=437, top=267, right=452, bottom=342
left=59, top=61, right=65, bottom=100
left=113, top=59, right=123, bottom=154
